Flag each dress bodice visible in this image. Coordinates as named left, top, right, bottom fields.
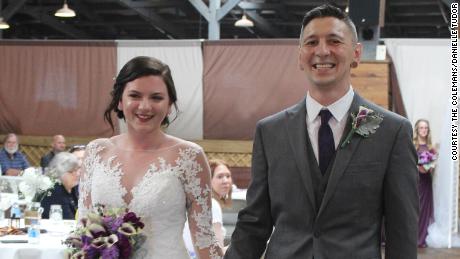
left=78, top=137, right=221, bottom=258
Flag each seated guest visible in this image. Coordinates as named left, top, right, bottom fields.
left=184, top=159, right=233, bottom=255
left=210, top=159, right=233, bottom=211
left=209, top=159, right=233, bottom=248
left=68, top=144, right=85, bottom=163
left=0, top=133, right=30, bottom=176
left=40, top=135, right=66, bottom=168
left=41, top=152, right=80, bottom=219
left=69, top=145, right=85, bottom=183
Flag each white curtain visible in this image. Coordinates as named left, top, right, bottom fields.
left=426, top=105, right=459, bottom=247
left=385, top=38, right=458, bottom=247
left=385, top=39, right=450, bottom=141
left=116, top=40, right=204, bottom=140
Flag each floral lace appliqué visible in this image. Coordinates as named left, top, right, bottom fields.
left=78, top=142, right=221, bottom=258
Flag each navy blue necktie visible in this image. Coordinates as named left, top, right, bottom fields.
left=318, top=109, right=335, bottom=175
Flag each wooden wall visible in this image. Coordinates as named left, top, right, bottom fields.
left=351, top=61, right=390, bottom=109
left=1, top=135, right=254, bottom=188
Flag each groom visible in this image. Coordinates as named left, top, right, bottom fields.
left=225, top=4, right=419, bottom=259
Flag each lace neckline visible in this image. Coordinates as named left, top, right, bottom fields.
left=103, top=156, right=166, bottom=207
left=98, top=146, right=192, bottom=207
left=108, top=135, right=183, bottom=153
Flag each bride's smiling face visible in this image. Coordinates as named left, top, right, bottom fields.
left=118, top=75, right=171, bottom=133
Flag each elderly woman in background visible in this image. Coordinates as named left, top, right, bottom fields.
left=68, top=144, right=85, bottom=162
left=41, top=152, right=80, bottom=219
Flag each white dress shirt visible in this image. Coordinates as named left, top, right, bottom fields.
left=306, top=87, right=354, bottom=163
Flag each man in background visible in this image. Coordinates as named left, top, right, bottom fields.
left=0, top=133, right=30, bottom=176
left=40, top=134, right=66, bottom=168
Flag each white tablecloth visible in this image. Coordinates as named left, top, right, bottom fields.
left=0, top=220, right=75, bottom=259
left=231, top=188, right=247, bottom=200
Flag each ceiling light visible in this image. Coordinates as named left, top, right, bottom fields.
left=235, top=14, right=254, bottom=27
left=0, top=17, right=9, bottom=29
left=55, top=1, right=76, bottom=18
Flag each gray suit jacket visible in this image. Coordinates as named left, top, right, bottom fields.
left=225, top=94, right=419, bottom=259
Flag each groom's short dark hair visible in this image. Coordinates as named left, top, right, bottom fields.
left=299, top=4, right=358, bottom=44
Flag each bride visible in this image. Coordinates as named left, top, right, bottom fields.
left=78, top=56, right=223, bottom=258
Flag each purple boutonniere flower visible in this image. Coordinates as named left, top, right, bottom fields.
left=341, top=106, right=384, bottom=148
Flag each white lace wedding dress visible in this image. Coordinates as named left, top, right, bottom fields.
left=78, top=137, right=221, bottom=258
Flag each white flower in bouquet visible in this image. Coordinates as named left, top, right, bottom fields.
left=22, top=167, right=37, bottom=178
left=19, top=167, right=55, bottom=202
left=39, top=176, right=53, bottom=191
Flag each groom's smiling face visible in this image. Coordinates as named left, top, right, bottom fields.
left=298, top=17, right=361, bottom=90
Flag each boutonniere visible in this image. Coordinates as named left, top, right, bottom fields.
left=341, top=106, right=384, bottom=148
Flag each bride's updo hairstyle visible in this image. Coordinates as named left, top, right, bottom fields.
left=104, top=56, right=179, bottom=131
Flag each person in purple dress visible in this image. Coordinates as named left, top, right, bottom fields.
left=413, top=119, right=437, bottom=248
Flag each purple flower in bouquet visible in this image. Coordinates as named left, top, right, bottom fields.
left=83, top=243, right=100, bottom=258
left=123, top=212, right=145, bottom=229
left=65, top=207, right=145, bottom=259
left=66, top=233, right=83, bottom=249
left=103, top=216, right=124, bottom=233
left=102, top=245, right=120, bottom=259
left=70, top=251, right=85, bottom=259
left=117, top=234, right=132, bottom=258
left=87, top=223, right=107, bottom=239
left=80, top=235, right=93, bottom=247
left=418, top=150, right=437, bottom=171
left=418, top=150, right=435, bottom=164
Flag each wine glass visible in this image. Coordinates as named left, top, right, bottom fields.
left=0, top=193, right=13, bottom=221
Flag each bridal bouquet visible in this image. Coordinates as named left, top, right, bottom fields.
left=418, top=149, right=437, bottom=171
left=65, top=205, right=146, bottom=259
left=18, top=167, right=55, bottom=202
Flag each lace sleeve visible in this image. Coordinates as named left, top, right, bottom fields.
left=77, top=141, right=103, bottom=221
left=181, top=146, right=223, bottom=259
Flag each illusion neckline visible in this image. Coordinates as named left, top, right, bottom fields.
left=94, top=144, right=196, bottom=207
left=108, top=136, right=183, bottom=152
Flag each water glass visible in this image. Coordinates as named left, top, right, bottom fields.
left=10, top=202, right=21, bottom=218
left=28, top=223, right=41, bottom=244
left=24, top=202, right=43, bottom=227
left=0, top=193, right=12, bottom=223
left=50, top=204, right=63, bottom=221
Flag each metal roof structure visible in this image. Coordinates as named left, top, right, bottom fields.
left=0, top=0, right=454, bottom=40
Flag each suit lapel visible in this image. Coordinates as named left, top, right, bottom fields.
left=317, top=93, right=365, bottom=218
left=285, top=99, right=317, bottom=212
